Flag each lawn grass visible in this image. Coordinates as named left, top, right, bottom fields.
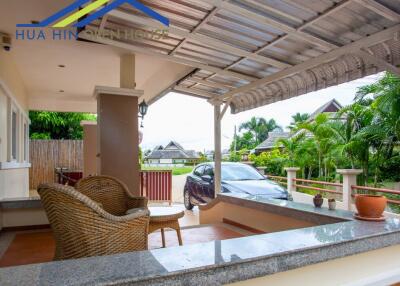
left=141, top=166, right=194, bottom=176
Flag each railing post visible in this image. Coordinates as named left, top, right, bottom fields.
left=285, top=167, right=300, bottom=194
left=337, top=169, right=363, bottom=211
left=257, top=167, right=266, bottom=175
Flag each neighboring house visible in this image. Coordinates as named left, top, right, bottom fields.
left=254, top=130, right=290, bottom=154
left=254, top=99, right=343, bottom=154
left=144, top=141, right=200, bottom=167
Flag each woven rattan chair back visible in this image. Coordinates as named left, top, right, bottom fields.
left=38, top=183, right=149, bottom=260
left=76, top=176, right=130, bottom=216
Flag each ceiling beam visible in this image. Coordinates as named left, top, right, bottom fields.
left=170, top=7, right=220, bottom=56
left=228, top=0, right=354, bottom=70
left=242, top=0, right=303, bottom=24
left=201, top=0, right=339, bottom=51
left=215, top=24, right=400, bottom=101
left=354, top=0, right=400, bottom=22
left=108, top=10, right=292, bottom=69
left=187, top=78, right=234, bottom=90
left=358, top=50, right=400, bottom=76
left=78, top=30, right=257, bottom=82
left=173, top=86, right=219, bottom=98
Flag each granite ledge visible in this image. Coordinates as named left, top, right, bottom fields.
left=1, top=195, right=400, bottom=286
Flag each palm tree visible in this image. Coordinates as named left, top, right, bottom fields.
left=239, top=117, right=281, bottom=145
left=299, top=113, right=338, bottom=179
left=288, top=113, right=310, bottom=131
left=355, top=73, right=400, bottom=185
left=276, top=133, right=305, bottom=166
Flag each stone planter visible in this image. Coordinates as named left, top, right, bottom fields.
left=328, top=200, right=336, bottom=210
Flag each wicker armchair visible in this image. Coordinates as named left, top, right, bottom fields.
left=38, top=183, right=150, bottom=260
left=75, top=175, right=148, bottom=216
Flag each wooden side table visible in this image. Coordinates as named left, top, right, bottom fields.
left=148, top=207, right=185, bottom=248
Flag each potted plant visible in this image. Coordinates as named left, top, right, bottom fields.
left=355, top=194, right=387, bottom=219
left=328, top=198, right=336, bottom=210
left=313, top=194, right=323, bottom=208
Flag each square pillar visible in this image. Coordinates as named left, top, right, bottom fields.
left=285, top=167, right=300, bottom=194
left=81, top=121, right=98, bottom=177
left=214, top=103, right=222, bottom=196
left=95, top=86, right=144, bottom=196
left=337, top=169, right=362, bottom=211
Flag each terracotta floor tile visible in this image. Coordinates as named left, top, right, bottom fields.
left=0, top=225, right=243, bottom=268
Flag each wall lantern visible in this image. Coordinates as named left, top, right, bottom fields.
left=138, top=100, right=148, bottom=127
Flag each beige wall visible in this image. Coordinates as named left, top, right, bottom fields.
left=0, top=49, right=30, bottom=199
left=1, top=208, right=48, bottom=228
left=200, top=201, right=315, bottom=233
left=229, top=245, right=400, bottom=286
left=0, top=168, right=29, bottom=198
left=0, top=49, right=28, bottom=110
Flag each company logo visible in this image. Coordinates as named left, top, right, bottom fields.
left=16, top=0, right=169, bottom=41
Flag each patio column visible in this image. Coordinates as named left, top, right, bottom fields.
left=285, top=167, right=300, bottom=194
left=337, top=169, right=362, bottom=211
left=95, top=87, right=143, bottom=196
left=214, top=103, right=222, bottom=196
left=94, top=52, right=143, bottom=196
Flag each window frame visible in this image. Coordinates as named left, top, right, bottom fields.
left=8, top=101, right=19, bottom=162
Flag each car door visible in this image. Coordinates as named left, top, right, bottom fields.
left=201, top=165, right=214, bottom=202
left=190, top=165, right=205, bottom=204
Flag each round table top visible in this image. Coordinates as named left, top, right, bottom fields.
left=148, top=206, right=185, bottom=221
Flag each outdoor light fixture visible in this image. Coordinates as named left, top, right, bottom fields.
left=138, top=100, right=148, bottom=128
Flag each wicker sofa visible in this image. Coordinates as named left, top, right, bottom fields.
left=38, top=183, right=150, bottom=260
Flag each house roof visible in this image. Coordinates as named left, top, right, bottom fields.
left=146, top=141, right=200, bottom=160
left=255, top=99, right=343, bottom=151
left=308, top=99, right=343, bottom=121
left=255, top=131, right=290, bottom=151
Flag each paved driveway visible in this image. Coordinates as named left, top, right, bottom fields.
left=172, top=174, right=188, bottom=203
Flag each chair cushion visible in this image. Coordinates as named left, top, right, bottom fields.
left=126, top=207, right=148, bottom=215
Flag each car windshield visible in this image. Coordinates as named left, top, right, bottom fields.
left=221, top=164, right=265, bottom=181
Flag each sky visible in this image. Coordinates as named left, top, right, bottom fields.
left=140, top=73, right=382, bottom=153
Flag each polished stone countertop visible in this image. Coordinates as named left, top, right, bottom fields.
left=1, top=194, right=400, bottom=286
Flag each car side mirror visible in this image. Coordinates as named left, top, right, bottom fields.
left=201, top=175, right=213, bottom=182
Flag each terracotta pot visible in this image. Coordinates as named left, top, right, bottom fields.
left=355, top=194, right=387, bottom=218
left=313, top=197, right=323, bottom=208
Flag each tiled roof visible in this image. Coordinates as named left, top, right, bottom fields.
left=255, top=132, right=290, bottom=150
left=145, top=141, right=200, bottom=159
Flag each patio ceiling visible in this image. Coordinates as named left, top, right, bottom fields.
left=80, top=0, right=400, bottom=113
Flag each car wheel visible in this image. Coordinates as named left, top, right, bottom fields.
left=184, top=189, right=194, bottom=210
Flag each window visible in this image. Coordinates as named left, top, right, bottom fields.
left=194, top=165, right=205, bottom=176
left=203, top=165, right=214, bottom=177
left=11, top=109, right=17, bottom=161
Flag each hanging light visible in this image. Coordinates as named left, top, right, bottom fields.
left=138, top=100, right=148, bottom=128
left=139, top=100, right=148, bottom=118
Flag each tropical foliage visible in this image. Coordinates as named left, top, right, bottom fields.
left=29, top=111, right=96, bottom=140
left=245, top=73, right=400, bottom=187
left=231, top=117, right=281, bottom=151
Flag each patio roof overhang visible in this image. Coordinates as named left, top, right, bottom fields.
left=76, top=0, right=400, bottom=114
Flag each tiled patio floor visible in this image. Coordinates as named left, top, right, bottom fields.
left=0, top=223, right=246, bottom=268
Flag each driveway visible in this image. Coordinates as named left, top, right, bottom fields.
left=172, top=174, right=188, bottom=203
